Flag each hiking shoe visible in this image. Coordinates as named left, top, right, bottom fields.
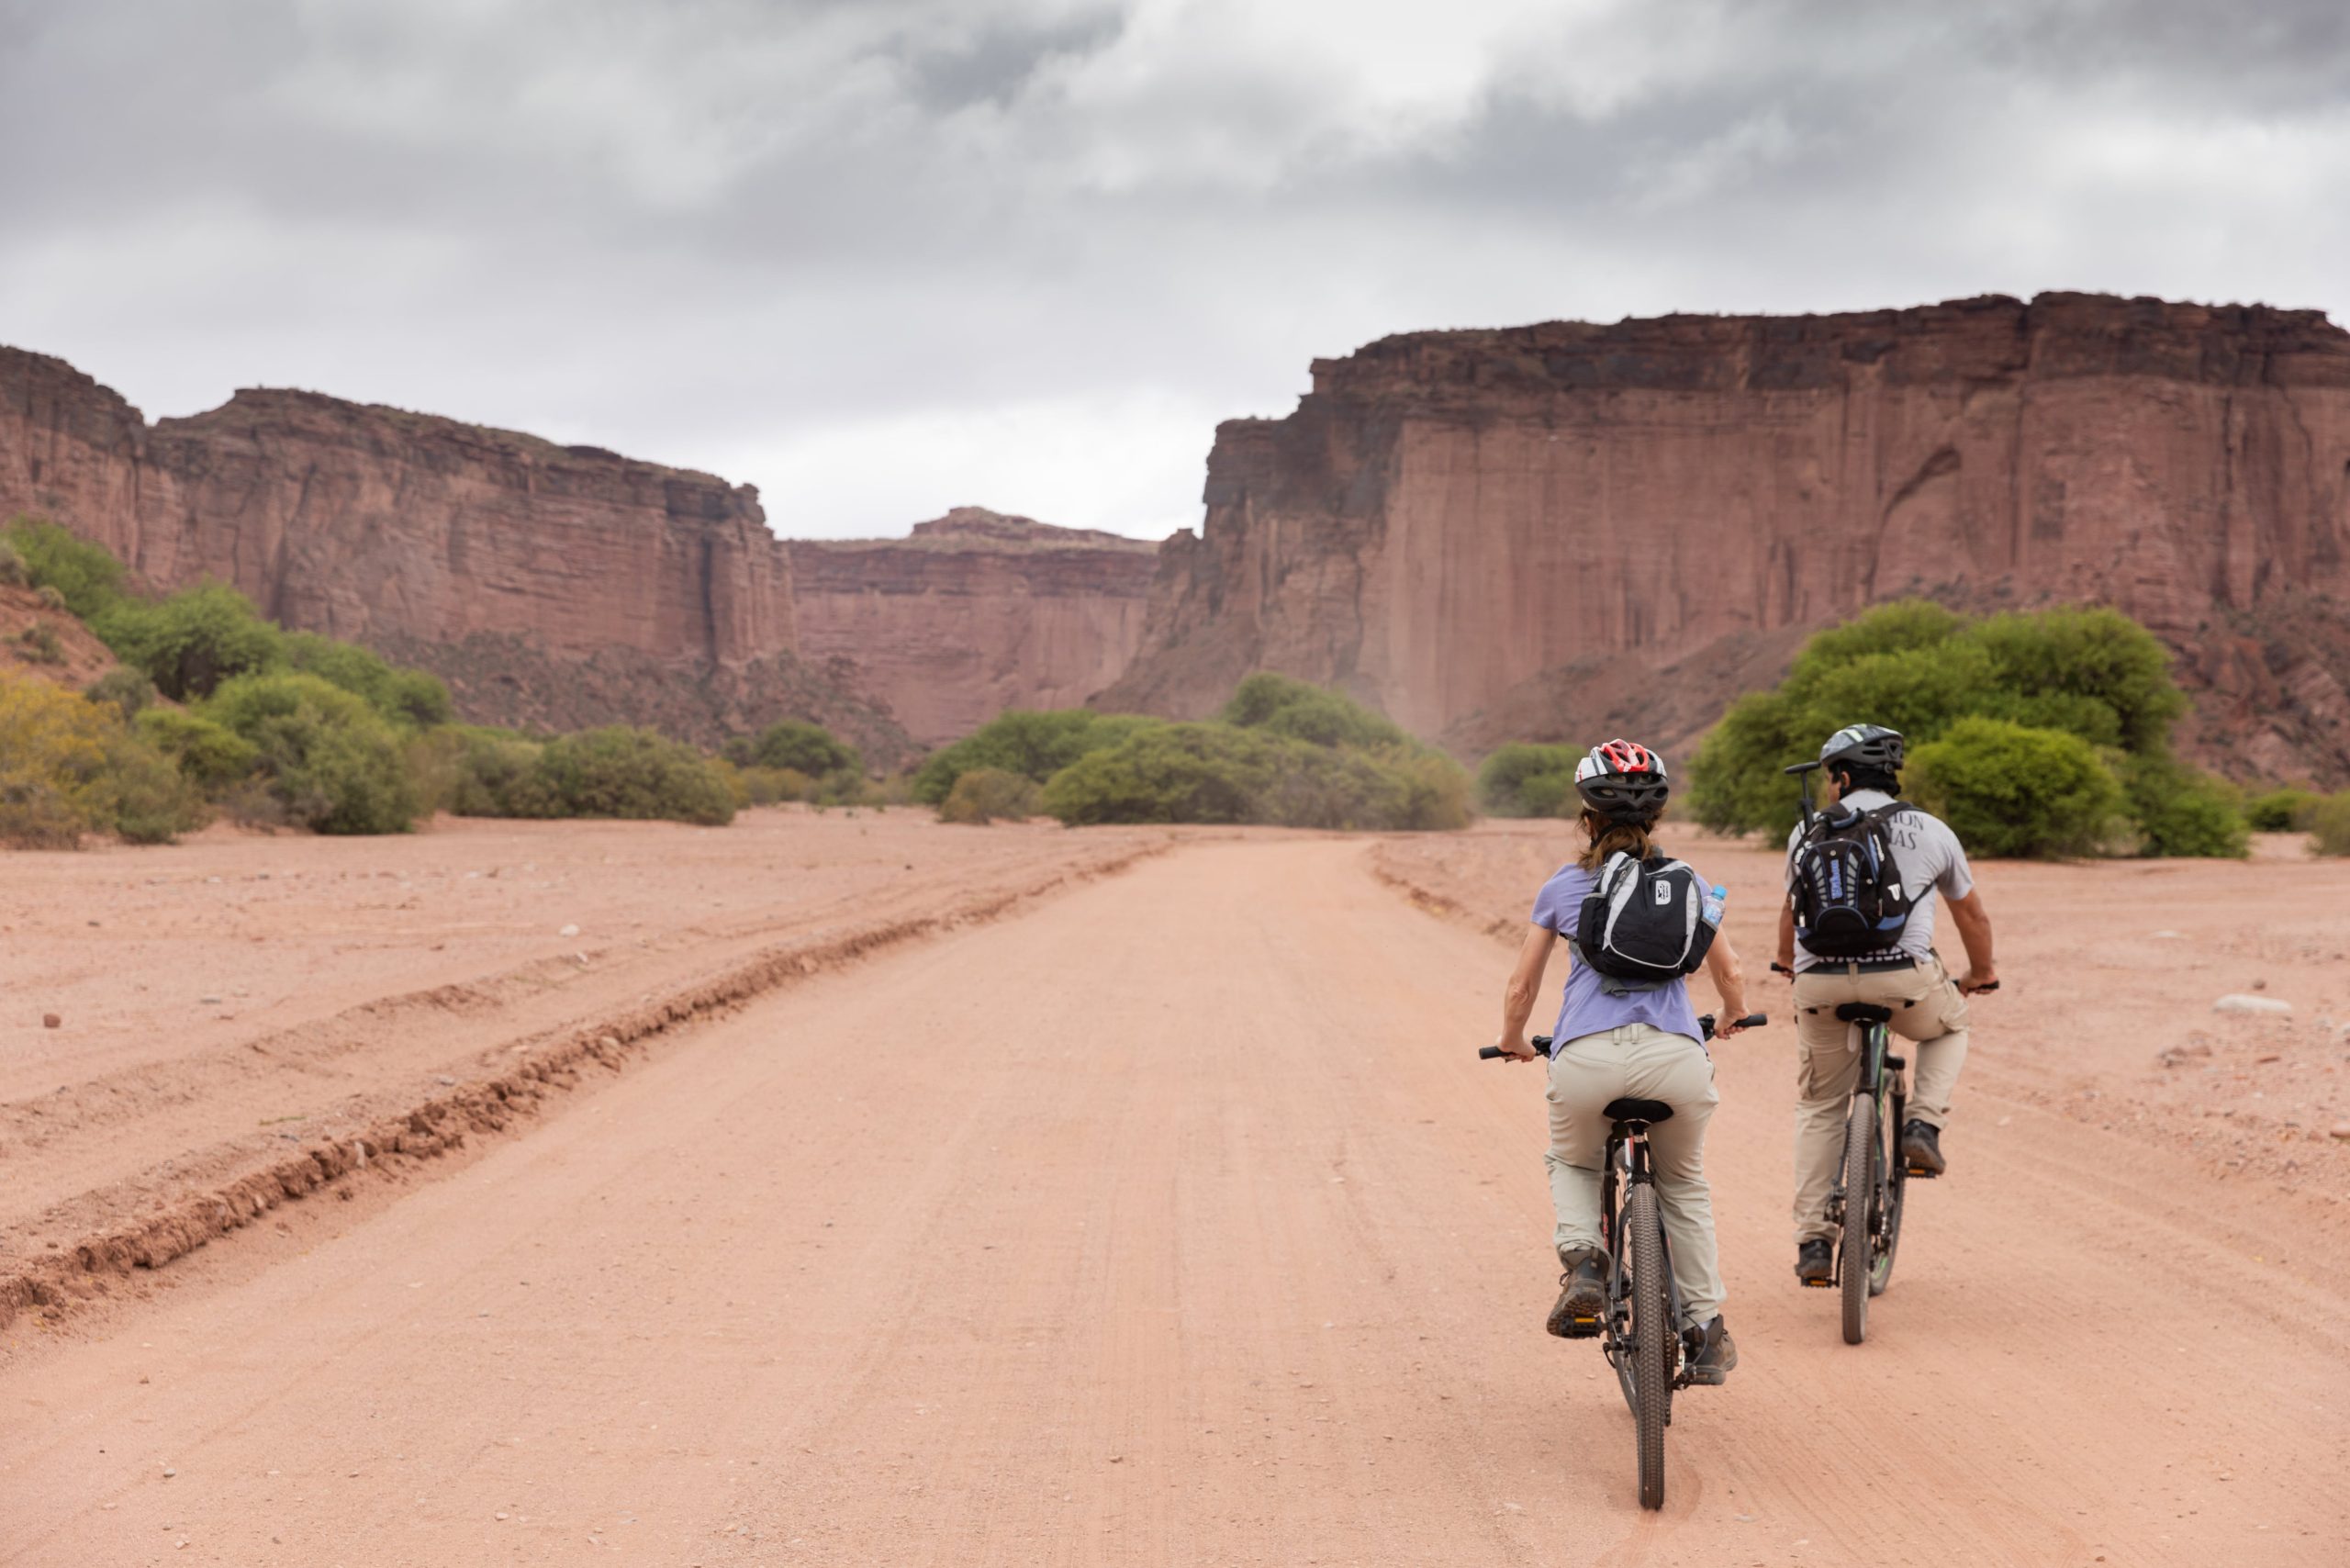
left=1546, top=1248, right=1606, bottom=1338
left=1795, top=1238, right=1834, bottom=1286
left=1684, top=1316, right=1737, bottom=1385
left=1901, top=1119, right=1946, bottom=1177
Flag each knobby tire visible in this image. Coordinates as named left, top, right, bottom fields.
left=1872, top=1092, right=1906, bottom=1297
left=1841, top=1095, right=1876, bottom=1345
left=1627, top=1183, right=1671, bottom=1509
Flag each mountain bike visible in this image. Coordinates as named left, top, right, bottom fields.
left=1807, top=1001, right=1909, bottom=1344
left=1481, top=1012, right=1766, bottom=1509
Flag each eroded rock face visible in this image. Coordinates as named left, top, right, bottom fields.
left=1102, top=294, right=2350, bottom=782
left=788, top=508, right=1159, bottom=745
left=0, top=348, right=914, bottom=765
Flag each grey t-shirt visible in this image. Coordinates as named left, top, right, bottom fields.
left=1784, top=790, right=1975, bottom=971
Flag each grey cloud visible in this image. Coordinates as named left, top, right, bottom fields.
left=1, top=0, right=2343, bottom=537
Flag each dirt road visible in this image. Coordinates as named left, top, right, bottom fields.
left=5, top=837, right=2345, bottom=1564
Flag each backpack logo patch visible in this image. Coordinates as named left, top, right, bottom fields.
left=1653, top=881, right=1673, bottom=906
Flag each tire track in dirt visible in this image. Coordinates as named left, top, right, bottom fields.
left=0, top=838, right=1169, bottom=1335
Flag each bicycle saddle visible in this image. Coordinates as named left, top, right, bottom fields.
left=1605, top=1097, right=1675, bottom=1126
left=1834, top=1002, right=1896, bottom=1024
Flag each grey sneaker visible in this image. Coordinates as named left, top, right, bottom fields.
left=1684, top=1316, right=1737, bottom=1384
left=1546, top=1248, right=1606, bottom=1338
left=1901, top=1119, right=1946, bottom=1177
left=1796, top=1238, right=1834, bottom=1286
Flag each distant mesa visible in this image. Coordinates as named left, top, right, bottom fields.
left=786, top=507, right=1159, bottom=746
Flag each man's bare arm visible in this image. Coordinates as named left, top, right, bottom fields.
left=1946, top=889, right=1997, bottom=992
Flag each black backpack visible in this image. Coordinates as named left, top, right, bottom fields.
left=1574, top=852, right=1717, bottom=991
left=1789, top=803, right=1915, bottom=958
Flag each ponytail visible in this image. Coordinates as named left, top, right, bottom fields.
left=1575, top=808, right=1661, bottom=871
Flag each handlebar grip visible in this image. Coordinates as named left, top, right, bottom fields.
left=1479, top=1036, right=1556, bottom=1061
left=1736, top=1012, right=1768, bottom=1028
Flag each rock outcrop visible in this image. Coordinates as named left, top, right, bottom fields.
left=787, top=508, right=1159, bottom=745
left=0, top=348, right=914, bottom=763
left=1101, top=294, right=2350, bottom=783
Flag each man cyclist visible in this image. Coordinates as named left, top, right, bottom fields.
left=1774, top=724, right=1998, bottom=1286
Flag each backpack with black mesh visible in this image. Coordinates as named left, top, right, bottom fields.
left=1573, top=851, right=1718, bottom=992
left=1789, top=803, right=1915, bottom=959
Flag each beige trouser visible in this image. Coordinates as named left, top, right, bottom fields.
left=1546, top=1022, right=1723, bottom=1331
left=1790, top=958, right=1971, bottom=1246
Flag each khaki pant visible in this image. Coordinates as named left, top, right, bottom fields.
left=1790, top=958, right=1970, bottom=1246
left=1546, top=1022, right=1723, bottom=1331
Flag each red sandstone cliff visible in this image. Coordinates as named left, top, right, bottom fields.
left=1100, top=294, right=2350, bottom=784
left=787, top=508, right=1159, bottom=745
left=0, top=348, right=912, bottom=762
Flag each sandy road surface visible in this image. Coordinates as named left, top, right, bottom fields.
left=5, top=837, right=2346, bottom=1564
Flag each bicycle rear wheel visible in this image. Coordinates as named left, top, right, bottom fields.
left=1871, top=1092, right=1906, bottom=1297
left=1840, top=1095, right=1876, bottom=1345
left=1626, top=1183, right=1671, bottom=1508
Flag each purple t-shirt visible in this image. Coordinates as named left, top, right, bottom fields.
left=1529, top=861, right=1707, bottom=1045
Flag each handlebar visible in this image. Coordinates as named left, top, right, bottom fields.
left=1479, top=1014, right=1767, bottom=1059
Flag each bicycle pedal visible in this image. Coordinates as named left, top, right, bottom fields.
left=1799, top=1278, right=1835, bottom=1289
left=1905, top=1164, right=1939, bottom=1179
left=1561, top=1316, right=1603, bottom=1338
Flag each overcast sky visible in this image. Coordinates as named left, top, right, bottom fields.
left=6, top=1, right=2345, bottom=540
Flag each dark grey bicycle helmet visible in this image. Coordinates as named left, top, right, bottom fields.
left=1573, top=738, right=1671, bottom=824
left=1818, top=723, right=1906, bottom=772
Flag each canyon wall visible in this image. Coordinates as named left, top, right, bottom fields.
left=1, top=350, right=1169, bottom=761
left=1102, top=294, right=2350, bottom=783
left=787, top=508, right=1158, bottom=745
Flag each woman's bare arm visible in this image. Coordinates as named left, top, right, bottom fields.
left=1703, top=933, right=1751, bottom=1036
left=1494, top=925, right=1554, bottom=1060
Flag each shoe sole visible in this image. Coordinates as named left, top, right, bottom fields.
left=1684, top=1344, right=1737, bottom=1385
left=1546, top=1288, right=1606, bottom=1338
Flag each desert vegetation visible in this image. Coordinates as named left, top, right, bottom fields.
left=0, top=520, right=878, bottom=846
left=916, top=675, right=1472, bottom=831
left=1683, top=600, right=2252, bottom=857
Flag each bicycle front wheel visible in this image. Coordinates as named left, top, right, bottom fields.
left=1626, top=1182, right=1671, bottom=1508
left=1840, top=1094, right=1876, bottom=1345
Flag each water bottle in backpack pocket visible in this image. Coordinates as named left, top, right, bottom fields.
left=1573, top=852, right=1718, bottom=993
left=1789, top=803, right=1915, bottom=958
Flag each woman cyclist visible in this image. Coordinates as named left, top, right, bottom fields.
left=1492, top=740, right=1750, bottom=1383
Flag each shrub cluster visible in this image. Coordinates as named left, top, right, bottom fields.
left=1687, top=600, right=2247, bottom=858
left=0, top=671, right=203, bottom=847
left=939, top=767, right=1043, bottom=824
left=2311, top=795, right=2350, bottom=857
left=919, top=676, right=1472, bottom=831
left=3, top=518, right=877, bottom=844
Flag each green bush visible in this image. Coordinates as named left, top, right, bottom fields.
left=203, top=672, right=421, bottom=834
left=726, top=764, right=812, bottom=807
left=1905, top=718, right=2125, bottom=858
left=506, top=727, right=734, bottom=826
left=724, top=720, right=860, bottom=778
left=1220, top=672, right=1410, bottom=750
left=17, top=622, right=63, bottom=665
left=914, top=710, right=1161, bottom=804
left=939, top=767, right=1043, bottom=824
left=0, top=542, right=26, bottom=588
left=1688, top=599, right=2241, bottom=857
left=96, top=583, right=285, bottom=700
left=4, top=519, right=126, bottom=618
left=85, top=666, right=158, bottom=721
left=281, top=632, right=453, bottom=728
left=2122, top=756, right=2250, bottom=858
left=136, top=707, right=262, bottom=794
left=1476, top=743, right=1582, bottom=818
left=1041, top=722, right=1466, bottom=831
left=2310, top=794, right=2350, bottom=857
left=2244, top=788, right=2322, bottom=833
